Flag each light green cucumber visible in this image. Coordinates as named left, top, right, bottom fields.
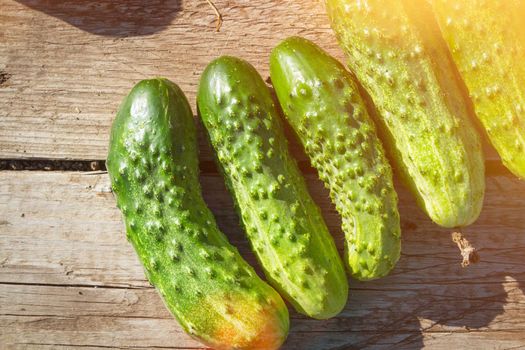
left=270, top=36, right=401, bottom=281
left=106, top=78, right=289, bottom=350
left=197, top=56, right=348, bottom=319
left=431, top=0, right=525, bottom=179
left=326, top=0, right=485, bottom=228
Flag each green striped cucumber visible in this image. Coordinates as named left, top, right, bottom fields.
left=106, top=78, right=289, bottom=350
left=431, top=0, right=525, bottom=179
left=326, top=0, right=486, bottom=228
left=197, top=56, right=348, bottom=319
left=270, top=36, right=401, bottom=280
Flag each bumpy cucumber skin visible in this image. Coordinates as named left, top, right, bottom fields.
left=270, top=37, right=401, bottom=281
left=326, top=0, right=486, bottom=228
left=431, top=0, right=525, bottom=180
left=197, top=57, right=348, bottom=319
left=106, top=78, right=289, bottom=350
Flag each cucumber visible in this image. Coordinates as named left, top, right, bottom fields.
left=431, top=0, right=525, bottom=179
left=106, top=78, right=289, bottom=350
left=197, top=56, right=348, bottom=319
left=270, top=36, right=401, bottom=280
left=326, top=0, right=486, bottom=228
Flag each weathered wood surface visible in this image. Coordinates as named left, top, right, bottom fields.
left=1, top=171, right=525, bottom=349
left=1, top=1, right=523, bottom=349
left=0, top=0, right=338, bottom=161
left=0, top=0, right=500, bottom=163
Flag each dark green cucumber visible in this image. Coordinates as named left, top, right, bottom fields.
left=106, top=78, right=289, bottom=350
left=270, top=37, right=401, bottom=280
left=197, top=57, right=348, bottom=319
left=431, top=0, right=525, bottom=179
left=326, top=0, right=486, bottom=228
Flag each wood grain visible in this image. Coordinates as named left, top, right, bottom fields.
left=0, top=0, right=338, bottom=161
left=0, top=0, right=500, bottom=164
left=0, top=1, right=522, bottom=349
left=2, top=171, right=525, bottom=349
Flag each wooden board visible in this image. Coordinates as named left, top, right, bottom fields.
left=0, top=0, right=500, bottom=163
left=2, top=171, right=525, bottom=349
left=0, top=0, right=338, bottom=161
left=1, top=1, right=523, bottom=349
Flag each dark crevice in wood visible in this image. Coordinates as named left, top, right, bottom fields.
left=17, top=343, right=203, bottom=350
left=0, top=158, right=517, bottom=177
left=0, top=158, right=314, bottom=174
left=289, top=329, right=525, bottom=334
left=2, top=279, right=522, bottom=294
left=0, top=281, right=152, bottom=290
left=2, top=313, right=173, bottom=321
left=0, top=159, right=106, bottom=171
left=3, top=313, right=76, bottom=318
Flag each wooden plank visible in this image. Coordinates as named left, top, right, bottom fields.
left=5, top=271, right=525, bottom=332
left=2, top=171, right=525, bottom=287
left=2, top=283, right=525, bottom=349
left=0, top=0, right=338, bottom=161
left=0, top=0, right=501, bottom=163
left=1, top=171, right=525, bottom=348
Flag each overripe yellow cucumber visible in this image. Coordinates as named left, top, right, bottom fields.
left=326, top=0, right=485, bottom=228
left=431, top=0, right=525, bottom=179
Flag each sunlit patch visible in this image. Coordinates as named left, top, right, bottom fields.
left=130, top=94, right=150, bottom=120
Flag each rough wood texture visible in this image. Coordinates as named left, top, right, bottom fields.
left=1, top=1, right=522, bottom=349
left=0, top=0, right=500, bottom=163
left=2, top=171, right=525, bottom=349
left=0, top=0, right=338, bottom=161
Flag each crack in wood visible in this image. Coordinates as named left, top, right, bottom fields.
left=0, top=158, right=517, bottom=179
left=0, top=281, right=152, bottom=290
left=16, top=343, right=203, bottom=350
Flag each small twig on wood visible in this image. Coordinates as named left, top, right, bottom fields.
left=205, top=0, right=223, bottom=32
left=451, top=231, right=479, bottom=267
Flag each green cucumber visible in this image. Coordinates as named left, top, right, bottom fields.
left=431, top=0, right=525, bottom=179
left=326, top=0, right=486, bottom=228
left=106, top=78, right=289, bottom=350
left=270, top=36, right=401, bottom=280
left=197, top=56, right=348, bottom=319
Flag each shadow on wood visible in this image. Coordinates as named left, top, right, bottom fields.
left=15, top=0, right=182, bottom=37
